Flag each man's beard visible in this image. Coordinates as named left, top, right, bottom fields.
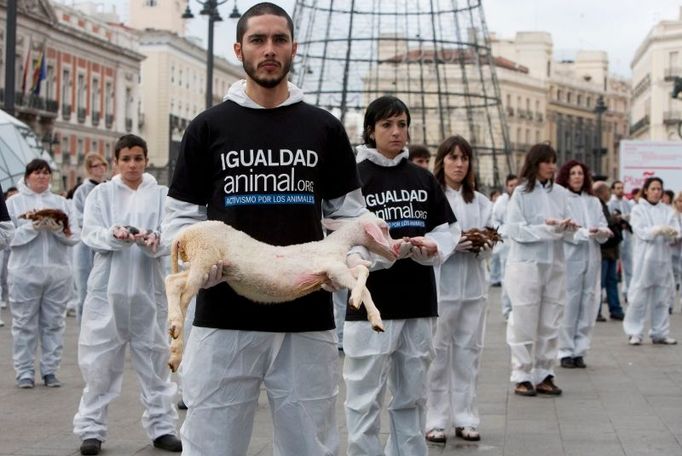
left=243, top=57, right=292, bottom=89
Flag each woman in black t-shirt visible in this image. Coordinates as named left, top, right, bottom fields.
left=342, top=96, right=458, bottom=456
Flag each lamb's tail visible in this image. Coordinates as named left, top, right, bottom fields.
left=171, top=237, right=180, bottom=274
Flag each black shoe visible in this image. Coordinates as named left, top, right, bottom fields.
left=491, top=282, right=502, bottom=287
left=610, top=313, right=624, bottom=321
left=177, top=399, right=187, bottom=410
left=536, top=375, right=562, bottom=395
left=514, top=381, right=536, bottom=396
left=573, top=356, right=586, bottom=368
left=153, top=434, right=182, bottom=452
left=560, top=356, right=575, bottom=368
left=43, top=374, right=62, bottom=387
left=80, top=439, right=102, bottom=455
left=596, top=314, right=607, bottom=322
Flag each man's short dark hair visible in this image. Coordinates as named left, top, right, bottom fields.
left=611, top=180, right=623, bottom=189
left=236, top=2, right=294, bottom=44
left=408, top=144, right=430, bottom=161
left=505, top=174, right=517, bottom=184
left=114, top=134, right=148, bottom=160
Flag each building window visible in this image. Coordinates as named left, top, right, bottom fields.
left=567, top=92, right=572, bottom=103
left=557, top=90, right=562, bottom=101
left=171, top=65, right=175, bottom=83
left=77, top=74, right=85, bottom=109
left=92, top=77, right=100, bottom=113
left=46, top=65, right=55, bottom=100
left=145, top=0, right=157, bottom=6
left=61, top=68, right=71, bottom=106
left=105, top=81, right=112, bottom=115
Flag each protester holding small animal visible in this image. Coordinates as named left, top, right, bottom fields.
left=425, top=135, right=493, bottom=444
left=342, top=96, right=458, bottom=456
left=73, top=135, right=181, bottom=455
left=5, top=159, right=79, bottom=389
left=161, top=4, right=372, bottom=455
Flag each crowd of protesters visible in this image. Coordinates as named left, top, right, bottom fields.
left=0, top=3, right=680, bottom=455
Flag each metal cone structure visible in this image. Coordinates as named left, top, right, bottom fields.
left=291, top=0, right=512, bottom=188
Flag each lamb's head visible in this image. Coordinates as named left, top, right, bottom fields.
left=323, top=213, right=398, bottom=262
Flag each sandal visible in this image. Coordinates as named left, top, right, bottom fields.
left=514, top=381, right=536, bottom=396
left=425, top=428, right=446, bottom=443
left=535, top=375, right=562, bottom=395
left=455, top=426, right=481, bottom=441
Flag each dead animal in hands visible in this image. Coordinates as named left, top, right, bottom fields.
left=20, top=208, right=72, bottom=236
left=165, top=213, right=399, bottom=372
left=461, top=226, right=502, bottom=255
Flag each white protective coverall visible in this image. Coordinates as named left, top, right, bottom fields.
left=73, top=173, right=178, bottom=443
left=6, top=180, right=79, bottom=381
left=558, top=191, right=609, bottom=360
left=492, top=192, right=512, bottom=317
left=505, top=181, right=571, bottom=384
left=608, top=196, right=633, bottom=295
left=623, top=199, right=681, bottom=340
left=426, top=188, right=492, bottom=431
left=72, top=179, right=99, bottom=319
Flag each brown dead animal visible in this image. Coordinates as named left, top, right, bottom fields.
left=20, top=208, right=72, bottom=236
left=462, top=226, right=502, bottom=255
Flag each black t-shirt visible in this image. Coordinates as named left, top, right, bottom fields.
left=169, top=99, right=361, bottom=332
left=0, top=185, right=9, bottom=222
left=346, top=159, right=456, bottom=321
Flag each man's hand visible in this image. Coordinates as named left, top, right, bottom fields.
left=112, top=225, right=135, bottom=241
left=135, top=230, right=159, bottom=253
left=201, top=260, right=225, bottom=289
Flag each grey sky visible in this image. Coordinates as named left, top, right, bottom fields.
left=66, top=0, right=682, bottom=78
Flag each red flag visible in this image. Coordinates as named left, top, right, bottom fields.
left=20, top=39, right=32, bottom=94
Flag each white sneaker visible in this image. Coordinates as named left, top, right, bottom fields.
left=652, top=337, right=677, bottom=345
left=0, top=319, right=5, bottom=327
left=628, top=336, right=642, bottom=346
left=0, top=300, right=6, bottom=309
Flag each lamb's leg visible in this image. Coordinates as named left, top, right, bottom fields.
left=327, top=265, right=384, bottom=332
left=165, top=271, right=189, bottom=372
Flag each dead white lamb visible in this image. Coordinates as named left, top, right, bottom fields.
left=165, top=213, right=399, bottom=372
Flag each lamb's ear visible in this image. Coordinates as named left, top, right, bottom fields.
left=321, top=218, right=348, bottom=231
left=363, top=220, right=386, bottom=244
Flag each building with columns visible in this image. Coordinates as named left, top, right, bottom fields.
left=631, top=7, right=682, bottom=141
left=0, top=0, right=144, bottom=189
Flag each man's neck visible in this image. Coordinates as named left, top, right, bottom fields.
left=245, top=79, right=289, bottom=108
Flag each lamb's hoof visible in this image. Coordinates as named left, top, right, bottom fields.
left=168, top=359, right=179, bottom=373
left=349, top=299, right=362, bottom=310
left=168, top=324, right=180, bottom=339
left=371, top=322, right=385, bottom=332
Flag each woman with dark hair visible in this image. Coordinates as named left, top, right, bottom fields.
left=504, top=144, right=578, bottom=397
left=5, top=159, right=79, bottom=388
left=554, top=160, right=611, bottom=368
left=343, top=95, right=458, bottom=456
left=425, top=135, right=492, bottom=443
left=623, top=177, right=680, bottom=345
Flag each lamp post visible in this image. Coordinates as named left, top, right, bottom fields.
left=593, top=95, right=607, bottom=175
left=3, top=0, right=17, bottom=116
left=182, top=0, right=241, bottom=110
left=41, top=131, right=60, bottom=158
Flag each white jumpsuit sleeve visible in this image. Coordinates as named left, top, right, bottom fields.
left=82, top=188, right=131, bottom=252
left=0, top=221, right=14, bottom=249
left=505, top=190, right=563, bottom=243
left=631, top=205, right=662, bottom=242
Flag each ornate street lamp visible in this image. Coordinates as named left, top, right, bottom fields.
left=593, top=95, right=607, bottom=174
left=182, top=0, right=241, bottom=109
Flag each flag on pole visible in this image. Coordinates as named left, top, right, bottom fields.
left=30, top=48, right=47, bottom=95
left=20, top=38, right=32, bottom=94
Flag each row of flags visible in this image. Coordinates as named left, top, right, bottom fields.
left=21, top=37, right=47, bottom=96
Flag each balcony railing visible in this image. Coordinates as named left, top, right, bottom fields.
left=664, top=67, right=682, bottom=81
left=105, top=114, right=114, bottom=129
left=506, top=107, right=514, bottom=117
left=125, top=118, right=133, bottom=132
left=62, top=104, right=71, bottom=120
left=46, top=99, right=58, bottom=113
left=77, top=107, right=86, bottom=123
left=92, top=111, right=100, bottom=126
left=535, top=112, right=544, bottom=122
left=663, top=111, right=682, bottom=125
left=629, top=115, right=650, bottom=135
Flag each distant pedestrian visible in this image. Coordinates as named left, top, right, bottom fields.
left=408, top=144, right=432, bottom=169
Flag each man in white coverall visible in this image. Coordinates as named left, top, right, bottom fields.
left=73, top=135, right=181, bottom=455
left=161, top=4, right=370, bottom=455
left=492, top=174, right=517, bottom=320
